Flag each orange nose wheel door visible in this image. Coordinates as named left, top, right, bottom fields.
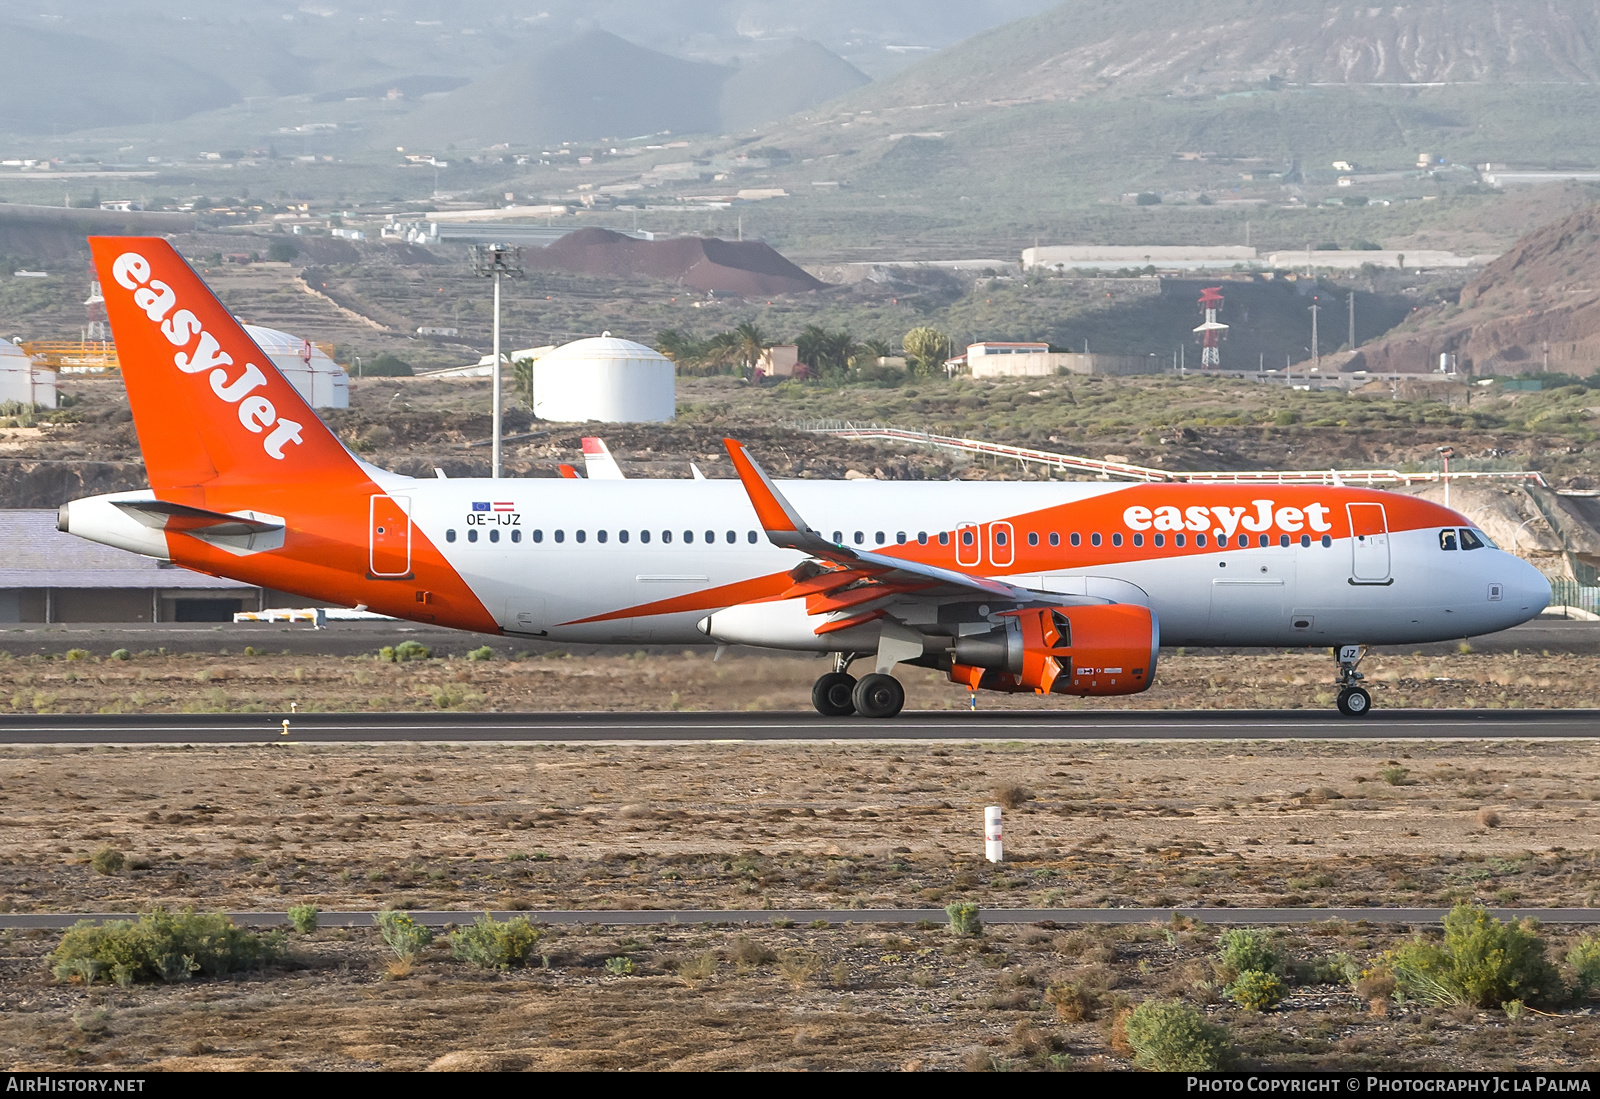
left=369, top=495, right=413, bottom=578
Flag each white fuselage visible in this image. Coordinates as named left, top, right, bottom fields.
left=383, top=476, right=1549, bottom=648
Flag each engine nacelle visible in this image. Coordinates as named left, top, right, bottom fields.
left=949, top=603, right=1158, bottom=697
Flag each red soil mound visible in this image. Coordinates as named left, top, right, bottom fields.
left=529, top=227, right=825, bottom=296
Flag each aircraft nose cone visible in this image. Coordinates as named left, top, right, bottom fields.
left=1515, top=558, right=1552, bottom=615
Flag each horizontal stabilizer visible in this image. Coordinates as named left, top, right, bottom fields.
left=113, top=499, right=284, bottom=537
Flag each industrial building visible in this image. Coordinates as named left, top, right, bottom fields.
left=0, top=510, right=266, bottom=623
left=242, top=325, right=349, bottom=409
left=532, top=334, right=675, bottom=423
left=1022, top=245, right=1257, bottom=271
left=0, top=339, right=57, bottom=408
left=954, top=342, right=1158, bottom=378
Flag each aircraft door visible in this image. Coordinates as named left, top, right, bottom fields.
left=956, top=522, right=981, bottom=567
left=989, top=521, right=1015, bottom=568
left=1347, top=502, right=1391, bottom=583
left=369, top=495, right=412, bottom=578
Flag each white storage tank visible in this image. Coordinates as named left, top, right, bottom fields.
left=532, top=333, right=675, bottom=423
left=241, top=324, right=350, bottom=409
left=0, top=339, right=55, bottom=409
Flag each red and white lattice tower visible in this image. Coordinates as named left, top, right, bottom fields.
left=1194, top=286, right=1228, bottom=369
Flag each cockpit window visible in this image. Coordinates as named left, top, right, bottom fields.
left=1440, top=529, right=1458, bottom=551
left=1459, top=528, right=1486, bottom=551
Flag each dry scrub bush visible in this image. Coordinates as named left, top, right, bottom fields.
left=992, top=783, right=1034, bottom=809
left=287, top=904, right=319, bottom=934
left=1478, top=807, right=1503, bottom=828
left=677, top=952, right=717, bottom=983
left=51, top=909, right=282, bottom=987
left=946, top=902, right=982, bottom=937
left=90, top=846, right=124, bottom=875
left=1121, top=1000, right=1233, bottom=1071
left=449, top=914, right=540, bottom=970
left=375, top=910, right=434, bottom=960
left=603, top=956, right=636, bottom=976
left=732, top=936, right=777, bottom=966
left=1386, top=904, right=1565, bottom=1008
left=778, top=950, right=823, bottom=988
left=1225, top=969, right=1287, bottom=1011
left=1215, top=928, right=1278, bottom=982
left=1568, top=934, right=1600, bottom=996
left=1045, top=980, right=1100, bottom=1022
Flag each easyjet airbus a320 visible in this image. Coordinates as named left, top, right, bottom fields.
left=58, top=238, right=1551, bottom=718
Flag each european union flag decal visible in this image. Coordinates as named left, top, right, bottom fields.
left=471, top=501, right=491, bottom=511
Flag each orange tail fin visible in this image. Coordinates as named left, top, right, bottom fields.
left=88, top=236, right=363, bottom=491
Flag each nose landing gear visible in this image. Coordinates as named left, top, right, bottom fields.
left=1334, top=644, right=1372, bottom=717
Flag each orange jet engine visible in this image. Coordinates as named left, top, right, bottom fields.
left=948, top=603, right=1158, bottom=696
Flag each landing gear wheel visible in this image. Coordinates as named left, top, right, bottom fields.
left=812, top=672, right=857, bottom=717
left=1336, top=686, right=1372, bottom=717
left=851, top=673, right=905, bottom=719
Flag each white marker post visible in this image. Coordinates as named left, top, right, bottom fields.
left=984, top=805, right=1003, bottom=863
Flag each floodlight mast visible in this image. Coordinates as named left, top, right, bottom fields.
left=471, top=243, right=525, bottom=478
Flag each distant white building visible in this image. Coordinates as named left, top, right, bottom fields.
left=0, top=339, right=55, bottom=408
left=961, top=342, right=1156, bottom=378
left=242, top=325, right=348, bottom=408
left=1022, top=245, right=1257, bottom=270
left=757, top=344, right=799, bottom=378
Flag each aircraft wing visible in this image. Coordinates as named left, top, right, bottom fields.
left=722, top=437, right=1054, bottom=606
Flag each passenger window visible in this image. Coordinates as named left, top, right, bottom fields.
left=468, top=529, right=478, bottom=543
left=576, top=530, right=586, bottom=543
left=1195, top=534, right=1206, bottom=547
left=917, top=532, right=928, bottom=545
left=1154, top=533, right=1165, bottom=547
left=446, top=529, right=456, bottom=543
left=639, top=530, right=649, bottom=544
left=1238, top=534, right=1249, bottom=548
left=995, top=530, right=1007, bottom=546
left=1027, top=532, right=1039, bottom=546
left=1111, top=533, right=1122, bottom=547
left=683, top=531, right=693, bottom=543
left=555, top=530, right=564, bottom=543
left=747, top=531, right=758, bottom=544
left=939, top=532, right=950, bottom=546
left=1300, top=535, right=1310, bottom=548
left=489, top=529, right=499, bottom=543
left=1440, top=529, right=1458, bottom=551
left=960, top=531, right=973, bottom=546
left=896, top=532, right=907, bottom=545
left=1090, top=533, right=1102, bottom=547
left=1321, top=535, right=1332, bottom=547
left=660, top=530, right=669, bottom=543
left=1070, top=533, right=1080, bottom=547
left=833, top=531, right=842, bottom=544
left=511, top=529, right=521, bottom=544
left=1459, top=528, right=1485, bottom=551
left=875, top=531, right=886, bottom=545
left=1278, top=534, right=1289, bottom=548
left=619, top=530, right=629, bottom=543
left=1175, top=534, right=1186, bottom=547
left=1132, top=533, right=1143, bottom=547
left=725, top=531, right=735, bottom=544
left=597, top=530, right=607, bottom=544
left=1049, top=533, right=1059, bottom=547
left=1258, top=535, right=1268, bottom=547
left=705, top=530, right=714, bottom=543
left=533, top=529, right=543, bottom=543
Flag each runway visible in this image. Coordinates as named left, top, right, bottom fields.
left=4, top=907, right=1598, bottom=929
left=2, top=708, right=1599, bottom=744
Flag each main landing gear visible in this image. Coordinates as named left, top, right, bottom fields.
left=1334, top=644, right=1372, bottom=717
left=811, top=654, right=906, bottom=719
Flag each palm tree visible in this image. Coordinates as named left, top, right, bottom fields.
left=732, top=321, right=770, bottom=375
left=655, top=328, right=705, bottom=369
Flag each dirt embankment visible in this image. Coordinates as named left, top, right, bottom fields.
left=1352, top=203, right=1600, bottom=376
left=528, top=227, right=826, bottom=296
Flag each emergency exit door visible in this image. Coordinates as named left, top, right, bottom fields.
left=369, top=495, right=412, bottom=578
left=1346, top=502, right=1391, bottom=584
